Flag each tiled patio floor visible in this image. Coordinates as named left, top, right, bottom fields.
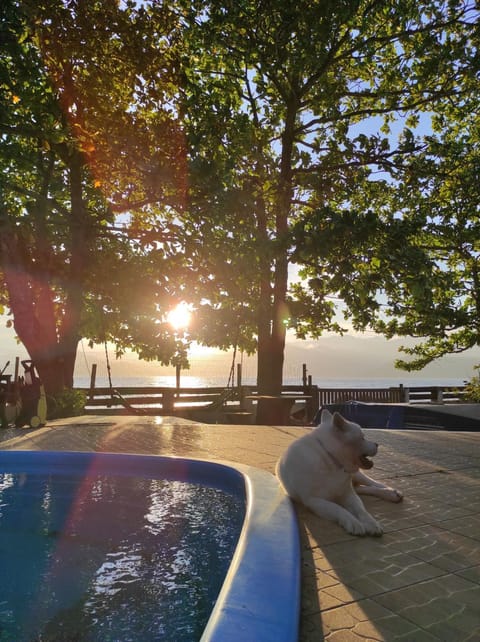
left=2, top=416, right=479, bottom=641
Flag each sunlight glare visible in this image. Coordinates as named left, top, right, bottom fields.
left=167, top=303, right=192, bottom=331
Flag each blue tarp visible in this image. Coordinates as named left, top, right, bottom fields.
left=314, top=401, right=405, bottom=429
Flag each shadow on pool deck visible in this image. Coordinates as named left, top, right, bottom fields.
left=1, top=416, right=479, bottom=641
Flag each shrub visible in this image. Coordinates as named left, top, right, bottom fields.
left=462, top=366, right=480, bottom=403
left=47, top=388, right=86, bottom=419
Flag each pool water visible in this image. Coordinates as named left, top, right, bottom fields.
left=0, top=455, right=245, bottom=641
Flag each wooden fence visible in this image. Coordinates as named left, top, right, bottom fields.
left=78, top=383, right=320, bottom=423
left=77, top=382, right=468, bottom=426
left=317, top=385, right=466, bottom=406
left=317, top=388, right=402, bottom=406
left=398, top=386, right=467, bottom=404
left=80, top=385, right=234, bottom=414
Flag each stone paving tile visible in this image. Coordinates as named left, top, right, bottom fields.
left=389, top=471, right=479, bottom=506
left=373, top=574, right=480, bottom=642
left=367, top=429, right=480, bottom=472
left=437, top=514, right=480, bottom=541
left=314, top=599, right=441, bottom=642
left=2, top=418, right=479, bottom=642
left=456, top=563, right=480, bottom=585
left=370, top=496, right=477, bottom=533
left=377, top=524, right=480, bottom=573
left=301, top=566, right=364, bottom=615
left=462, top=466, right=480, bottom=479
left=310, top=544, right=446, bottom=598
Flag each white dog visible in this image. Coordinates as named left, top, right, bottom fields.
left=276, top=409, right=403, bottom=536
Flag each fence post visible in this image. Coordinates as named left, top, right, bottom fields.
left=175, top=364, right=181, bottom=390
left=89, top=364, right=97, bottom=400
left=399, top=385, right=410, bottom=403
left=240, top=386, right=253, bottom=412
left=307, top=385, right=319, bottom=422
left=431, top=387, right=443, bottom=403
left=162, top=389, right=175, bottom=414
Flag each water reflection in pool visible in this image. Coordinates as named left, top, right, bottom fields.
left=0, top=466, right=245, bottom=641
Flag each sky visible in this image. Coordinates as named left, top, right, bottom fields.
left=1, top=320, right=479, bottom=387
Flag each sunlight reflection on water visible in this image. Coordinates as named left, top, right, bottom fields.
left=0, top=470, right=245, bottom=641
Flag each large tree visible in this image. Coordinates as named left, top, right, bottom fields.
left=0, top=0, right=188, bottom=394
left=176, top=0, right=478, bottom=394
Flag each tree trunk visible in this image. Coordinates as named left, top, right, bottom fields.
left=0, top=214, right=79, bottom=394
left=58, top=150, right=89, bottom=387
left=256, top=98, right=296, bottom=397
left=0, top=228, right=75, bottom=395
left=26, top=352, right=76, bottom=395
left=0, top=147, right=88, bottom=397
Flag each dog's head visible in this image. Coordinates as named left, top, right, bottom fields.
left=319, top=409, right=378, bottom=472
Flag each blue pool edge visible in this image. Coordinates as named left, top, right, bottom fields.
left=201, top=459, right=301, bottom=642
left=0, top=450, right=301, bottom=642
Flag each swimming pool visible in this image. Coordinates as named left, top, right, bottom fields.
left=0, top=450, right=300, bottom=641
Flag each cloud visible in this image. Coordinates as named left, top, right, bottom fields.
left=283, top=334, right=480, bottom=381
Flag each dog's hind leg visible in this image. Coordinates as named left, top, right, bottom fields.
left=303, top=496, right=367, bottom=536
left=342, top=491, right=383, bottom=536
left=352, top=471, right=403, bottom=503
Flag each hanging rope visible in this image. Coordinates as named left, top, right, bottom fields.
left=226, top=343, right=237, bottom=389
left=102, top=340, right=146, bottom=415
left=226, top=323, right=242, bottom=389
left=104, top=340, right=113, bottom=394
left=80, top=339, right=91, bottom=375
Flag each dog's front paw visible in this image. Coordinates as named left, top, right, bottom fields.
left=381, top=487, right=404, bottom=503
left=361, top=516, right=383, bottom=537
left=340, top=515, right=366, bottom=536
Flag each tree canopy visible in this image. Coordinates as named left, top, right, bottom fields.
left=293, top=103, right=480, bottom=370
left=0, top=0, right=189, bottom=393
left=0, top=0, right=478, bottom=395
left=290, top=4, right=480, bottom=371
left=176, top=0, right=479, bottom=389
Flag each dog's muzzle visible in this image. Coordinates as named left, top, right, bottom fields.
left=359, top=442, right=378, bottom=470
left=359, top=454, right=374, bottom=469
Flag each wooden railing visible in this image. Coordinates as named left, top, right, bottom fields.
left=77, top=383, right=468, bottom=426
left=317, top=388, right=402, bottom=406
left=78, top=383, right=320, bottom=421
left=317, top=385, right=467, bottom=406
left=80, top=386, right=236, bottom=414
left=398, top=386, right=466, bottom=404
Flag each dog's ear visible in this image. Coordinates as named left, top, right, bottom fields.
left=333, top=412, right=347, bottom=431
left=320, top=408, right=332, bottom=423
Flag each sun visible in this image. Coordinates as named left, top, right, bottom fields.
left=167, top=302, right=192, bottom=331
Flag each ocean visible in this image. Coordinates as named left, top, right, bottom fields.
left=71, top=341, right=473, bottom=388
left=74, top=373, right=468, bottom=390
left=72, top=336, right=478, bottom=391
